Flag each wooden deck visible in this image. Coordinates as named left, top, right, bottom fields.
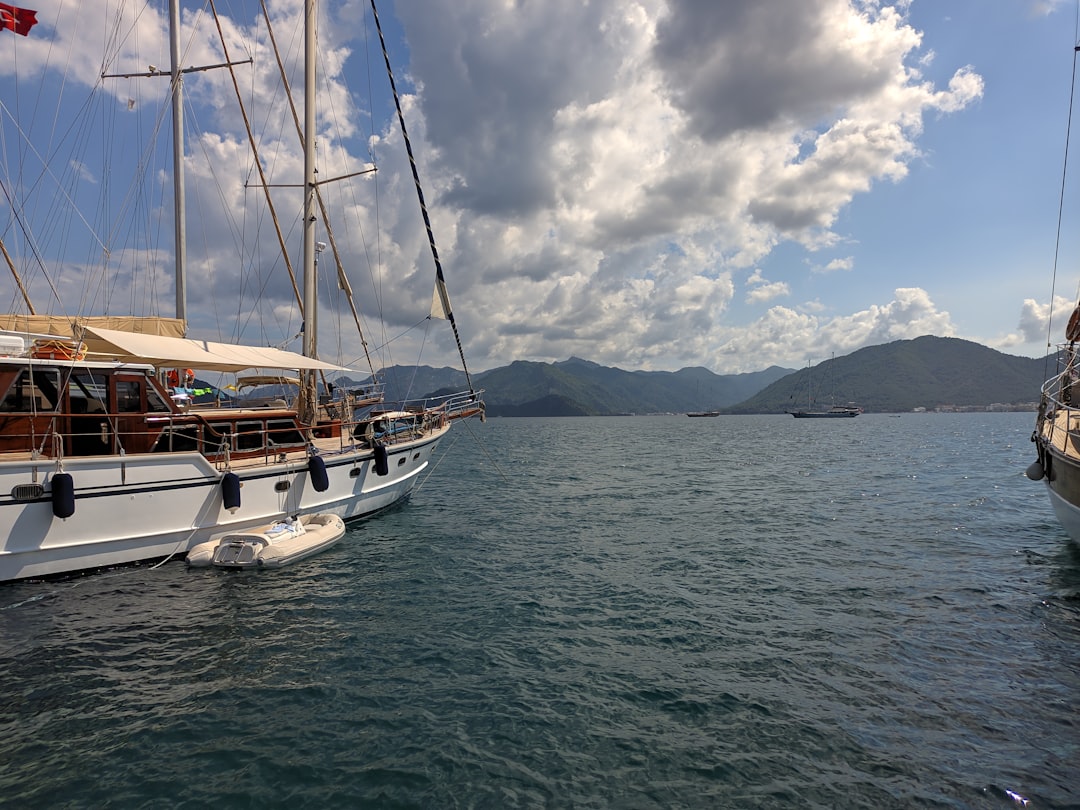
left=1042, top=407, right=1080, bottom=458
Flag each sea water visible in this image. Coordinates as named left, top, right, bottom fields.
left=0, top=413, right=1077, bottom=808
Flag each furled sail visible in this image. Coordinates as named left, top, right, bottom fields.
left=0, top=314, right=186, bottom=338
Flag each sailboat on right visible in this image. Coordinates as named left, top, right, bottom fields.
left=788, top=359, right=861, bottom=418
left=1029, top=42, right=1080, bottom=541
left=1030, top=320, right=1080, bottom=540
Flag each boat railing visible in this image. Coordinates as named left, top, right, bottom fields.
left=342, top=389, right=484, bottom=450
left=421, top=389, right=486, bottom=422
left=1041, top=347, right=1080, bottom=408
left=1, top=409, right=311, bottom=464
left=1037, top=345, right=1080, bottom=449
left=0, top=385, right=481, bottom=462
left=339, top=382, right=385, bottom=408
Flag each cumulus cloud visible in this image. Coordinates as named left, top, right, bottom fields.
left=393, top=0, right=982, bottom=370
left=745, top=270, right=790, bottom=304
left=1012, top=295, right=1076, bottom=346
left=708, top=287, right=956, bottom=372
left=813, top=257, right=855, bottom=274
left=1, top=0, right=990, bottom=372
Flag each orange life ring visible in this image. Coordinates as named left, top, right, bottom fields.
left=30, top=339, right=85, bottom=361
left=1068, top=305, right=1080, bottom=342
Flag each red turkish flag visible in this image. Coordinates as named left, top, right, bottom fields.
left=0, top=3, right=38, bottom=36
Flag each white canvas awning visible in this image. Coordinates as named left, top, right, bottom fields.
left=80, top=326, right=350, bottom=373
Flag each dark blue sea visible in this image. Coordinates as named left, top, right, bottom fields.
left=1, top=413, right=1078, bottom=809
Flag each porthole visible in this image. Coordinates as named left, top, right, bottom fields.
left=11, top=483, right=44, bottom=501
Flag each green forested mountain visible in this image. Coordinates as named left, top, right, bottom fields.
left=338, top=336, right=1046, bottom=416
left=467, top=357, right=792, bottom=416
left=728, top=336, right=1046, bottom=413
left=342, top=357, right=791, bottom=415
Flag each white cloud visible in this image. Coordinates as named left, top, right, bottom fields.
left=0, top=0, right=992, bottom=373
left=391, top=0, right=983, bottom=369
left=813, top=256, right=855, bottom=274
left=1010, top=295, right=1075, bottom=346
left=705, top=287, right=956, bottom=372
left=745, top=270, right=790, bottom=304
left=1031, top=0, right=1069, bottom=16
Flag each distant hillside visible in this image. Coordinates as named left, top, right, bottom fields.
left=332, top=337, right=1045, bottom=416
left=728, top=336, right=1046, bottom=413
left=339, top=357, right=792, bottom=416
left=463, top=357, right=792, bottom=416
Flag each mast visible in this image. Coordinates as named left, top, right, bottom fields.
left=169, top=0, right=187, bottom=329
left=300, top=0, right=318, bottom=423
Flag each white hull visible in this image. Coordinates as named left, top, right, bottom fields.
left=0, top=2, right=485, bottom=585
left=0, top=429, right=444, bottom=582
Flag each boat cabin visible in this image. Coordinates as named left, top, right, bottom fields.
left=0, top=356, right=310, bottom=461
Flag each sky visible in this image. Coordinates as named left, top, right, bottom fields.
left=2, top=0, right=1080, bottom=376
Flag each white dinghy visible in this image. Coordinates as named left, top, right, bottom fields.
left=187, top=514, right=346, bottom=569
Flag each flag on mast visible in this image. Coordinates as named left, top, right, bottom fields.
left=0, top=3, right=37, bottom=36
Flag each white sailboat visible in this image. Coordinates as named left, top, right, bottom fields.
left=0, top=1, right=483, bottom=582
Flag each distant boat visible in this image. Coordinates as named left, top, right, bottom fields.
left=791, top=405, right=861, bottom=419
left=788, top=360, right=860, bottom=418
left=687, top=411, right=721, bottom=417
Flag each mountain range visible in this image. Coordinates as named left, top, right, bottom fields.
left=336, top=336, right=1049, bottom=416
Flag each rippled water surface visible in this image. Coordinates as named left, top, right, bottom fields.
left=1, top=413, right=1078, bottom=808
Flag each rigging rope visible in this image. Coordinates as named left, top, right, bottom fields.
left=1045, top=34, right=1080, bottom=381
left=369, top=0, right=475, bottom=394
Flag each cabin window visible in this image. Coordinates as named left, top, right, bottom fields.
left=151, top=426, right=200, bottom=453
left=146, top=384, right=170, bottom=413
left=69, top=373, right=108, bottom=414
left=116, top=380, right=142, bottom=413
left=235, top=420, right=264, bottom=452
left=0, top=368, right=61, bottom=413
left=266, top=419, right=305, bottom=448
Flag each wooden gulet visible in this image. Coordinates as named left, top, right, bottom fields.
left=0, top=0, right=483, bottom=582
